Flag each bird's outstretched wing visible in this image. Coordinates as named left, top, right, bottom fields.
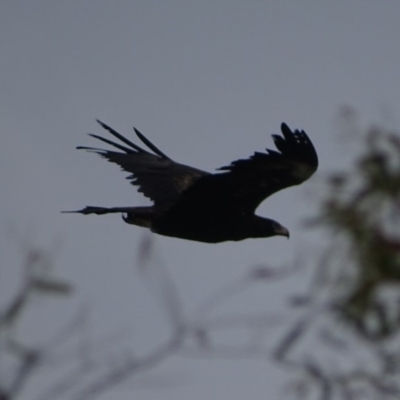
left=171, top=123, right=318, bottom=214
left=78, top=120, right=208, bottom=207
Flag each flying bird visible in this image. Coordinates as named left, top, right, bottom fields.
left=65, top=120, right=318, bottom=243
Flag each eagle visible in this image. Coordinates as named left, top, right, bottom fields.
left=65, top=121, right=318, bottom=243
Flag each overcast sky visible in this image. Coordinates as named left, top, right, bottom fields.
left=1, top=2, right=400, bottom=399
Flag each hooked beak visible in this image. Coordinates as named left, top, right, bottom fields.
left=276, top=225, right=290, bottom=239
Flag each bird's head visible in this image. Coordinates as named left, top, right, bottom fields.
left=252, top=216, right=290, bottom=239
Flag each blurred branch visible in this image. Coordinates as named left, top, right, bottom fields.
left=0, top=242, right=74, bottom=400
left=67, top=327, right=185, bottom=400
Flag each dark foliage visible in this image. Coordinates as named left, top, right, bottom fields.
left=316, top=125, right=400, bottom=341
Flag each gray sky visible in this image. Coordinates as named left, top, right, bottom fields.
left=1, top=1, right=400, bottom=399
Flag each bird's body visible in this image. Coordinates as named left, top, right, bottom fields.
left=65, top=121, right=318, bottom=243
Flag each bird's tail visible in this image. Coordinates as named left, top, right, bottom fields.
left=62, top=206, right=155, bottom=228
